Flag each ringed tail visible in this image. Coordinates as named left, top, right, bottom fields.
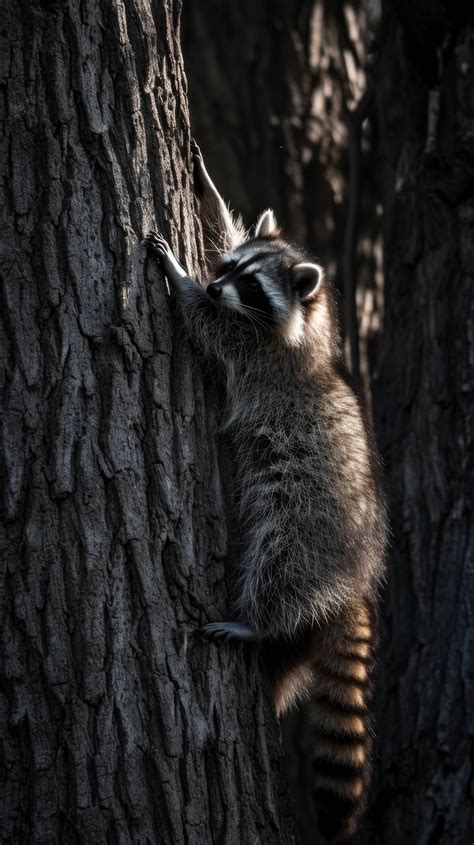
left=309, top=598, right=376, bottom=843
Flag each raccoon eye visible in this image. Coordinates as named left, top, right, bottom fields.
left=217, top=259, right=237, bottom=276
left=244, top=277, right=259, bottom=291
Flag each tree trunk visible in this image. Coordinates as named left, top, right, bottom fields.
left=0, top=2, right=295, bottom=842
left=365, top=6, right=474, bottom=843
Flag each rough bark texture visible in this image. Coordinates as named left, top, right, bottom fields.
left=0, top=2, right=295, bottom=842
left=364, top=6, right=474, bottom=843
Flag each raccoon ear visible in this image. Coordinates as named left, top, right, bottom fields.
left=255, top=209, right=279, bottom=238
left=292, top=262, right=324, bottom=302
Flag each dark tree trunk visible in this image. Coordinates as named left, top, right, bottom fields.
left=0, top=2, right=295, bottom=842
left=364, top=6, right=474, bottom=843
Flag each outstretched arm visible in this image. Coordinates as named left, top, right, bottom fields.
left=192, top=140, right=246, bottom=268
left=143, top=229, right=234, bottom=362
left=143, top=228, right=244, bottom=366
left=143, top=231, right=208, bottom=310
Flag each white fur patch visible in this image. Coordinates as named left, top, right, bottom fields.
left=276, top=305, right=305, bottom=346
left=242, top=242, right=267, bottom=260
left=221, top=284, right=242, bottom=312
left=242, top=261, right=262, bottom=276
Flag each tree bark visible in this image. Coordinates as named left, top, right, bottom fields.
left=364, top=6, right=474, bottom=843
left=0, top=2, right=295, bottom=842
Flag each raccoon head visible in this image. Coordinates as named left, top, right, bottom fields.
left=206, top=209, right=325, bottom=346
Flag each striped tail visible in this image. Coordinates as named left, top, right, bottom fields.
left=308, top=598, right=376, bottom=843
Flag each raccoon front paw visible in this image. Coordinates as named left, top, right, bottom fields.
left=191, top=138, right=203, bottom=162
left=143, top=231, right=172, bottom=259
left=197, top=621, right=257, bottom=642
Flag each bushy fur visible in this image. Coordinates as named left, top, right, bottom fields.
left=181, top=265, right=385, bottom=639
left=144, top=142, right=388, bottom=844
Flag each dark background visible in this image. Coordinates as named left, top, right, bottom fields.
left=1, top=1, right=473, bottom=843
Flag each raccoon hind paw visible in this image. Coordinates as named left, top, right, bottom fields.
left=197, top=621, right=257, bottom=642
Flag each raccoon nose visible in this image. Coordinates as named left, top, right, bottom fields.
left=207, top=283, right=222, bottom=300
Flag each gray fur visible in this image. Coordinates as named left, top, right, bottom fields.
left=144, top=147, right=387, bottom=840
left=144, top=147, right=386, bottom=644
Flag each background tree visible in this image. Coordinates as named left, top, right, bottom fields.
left=0, top=1, right=295, bottom=841
left=365, top=4, right=474, bottom=842
left=183, top=0, right=364, bottom=248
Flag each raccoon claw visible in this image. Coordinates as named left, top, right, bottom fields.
left=143, top=231, right=171, bottom=258
left=197, top=623, right=231, bottom=642
left=191, top=140, right=206, bottom=198
left=197, top=622, right=257, bottom=643
left=191, top=138, right=203, bottom=163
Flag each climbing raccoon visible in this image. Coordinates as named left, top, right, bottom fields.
left=144, top=142, right=387, bottom=844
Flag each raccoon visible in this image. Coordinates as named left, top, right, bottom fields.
left=144, top=142, right=387, bottom=844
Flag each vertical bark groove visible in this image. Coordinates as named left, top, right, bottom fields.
left=1, top=1, right=295, bottom=842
